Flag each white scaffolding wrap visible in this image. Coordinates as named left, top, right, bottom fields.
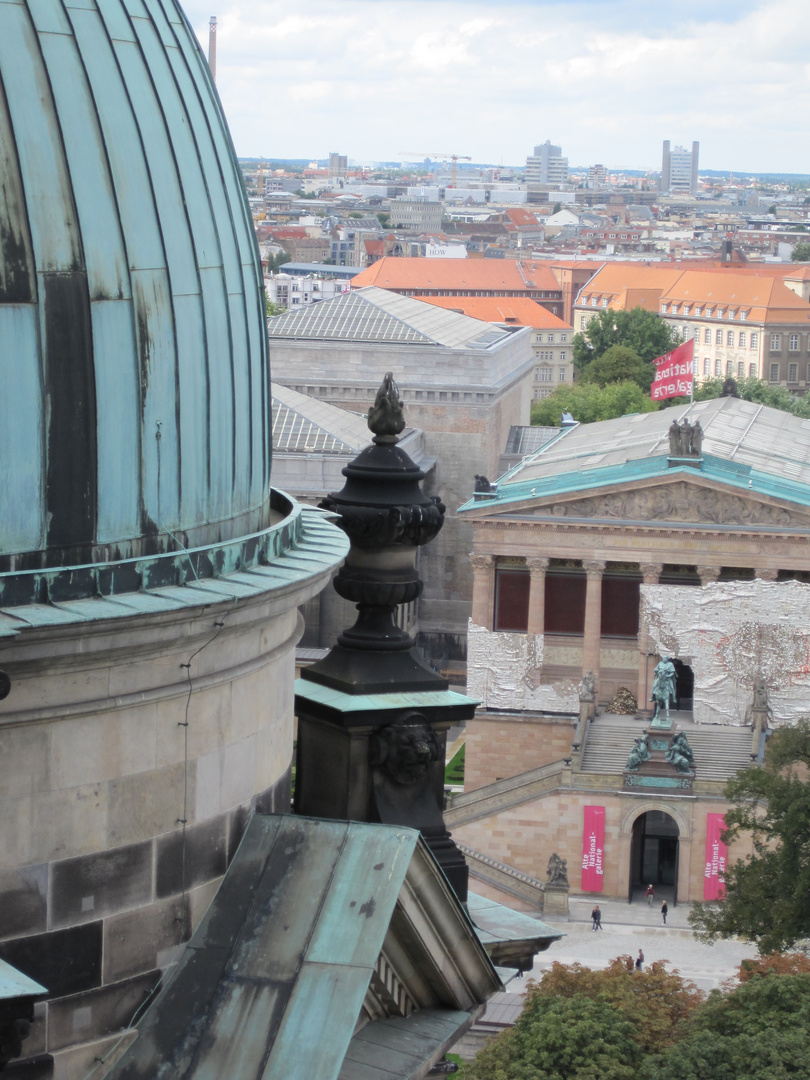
left=642, top=581, right=810, bottom=727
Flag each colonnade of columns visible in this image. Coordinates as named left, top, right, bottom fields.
left=470, top=553, right=784, bottom=708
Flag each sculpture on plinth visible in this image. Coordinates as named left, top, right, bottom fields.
left=651, top=656, right=677, bottom=724
left=547, top=853, right=569, bottom=886
left=665, top=731, right=695, bottom=773
left=626, top=734, right=651, bottom=771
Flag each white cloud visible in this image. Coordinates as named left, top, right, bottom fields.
left=184, top=0, right=810, bottom=173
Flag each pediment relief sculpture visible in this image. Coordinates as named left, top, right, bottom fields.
left=529, top=481, right=809, bottom=528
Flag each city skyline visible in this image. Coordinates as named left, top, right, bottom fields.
left=186, top=0, right=809, bottom=174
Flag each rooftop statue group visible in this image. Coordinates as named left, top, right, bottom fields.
left=668, top=417, right=703, bottom=458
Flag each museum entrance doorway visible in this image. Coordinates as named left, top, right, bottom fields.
left=629, top=810, right=679, bottom=904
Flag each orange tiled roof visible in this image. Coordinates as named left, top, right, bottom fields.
left=662, top=272, right=810, bottom=324
left=576, top=263, right=810, bottom=325
left=416, top=295, right=571, bottom=329
left=505, top=208, right=542, bottom=228
left=350, top=256, right=561, bottom=293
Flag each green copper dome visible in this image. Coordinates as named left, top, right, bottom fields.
left=0, top=0, right=270, bottom=587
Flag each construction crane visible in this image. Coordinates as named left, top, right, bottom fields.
left=399, top=151, right=472, bottom=189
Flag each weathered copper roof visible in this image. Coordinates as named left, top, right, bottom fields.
left=0, top=0, right=269, bottom=576
left=107, top=814, right=501, bottom=1080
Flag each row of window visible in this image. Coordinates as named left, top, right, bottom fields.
left=535, top=351, right=567, bottom=362
left=662, top=303, right=749, bottom=320
left=536, top=367, right=567, bottom=381
left=702, top=358, right=758, bottom=378
left=693, top=328, right=759, bottom=348
left=535, top=333, right=568, bottom=343
left=700, top=357, right=810, bottom=383
left=495, top=570, right=639, bottom=637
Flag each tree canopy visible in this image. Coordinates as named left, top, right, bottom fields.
left=689, top=719, right=810, bottom=954
left=582, top=345, right=654, bottom=391
left=641, top=973, right=810, bottom=1080
left=792, top=241, right=810, bottom=261
left=572, top=307, right=680, bottom=381
left=461, top=961, right=810, bottom=1080
left=531, top=380, right=659, bottom=426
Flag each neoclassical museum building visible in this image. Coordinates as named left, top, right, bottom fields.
left=449, top=395, right=810, bottom=906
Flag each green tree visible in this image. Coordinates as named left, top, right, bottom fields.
left=582, top=344, right=653, bottom=391
left=689, top=720, right=810, bottom=953
left=641, top=973, right=810, bottom=1080
left=552, top=201, right=563, bottom=215
left=531, top=380, right=659, bottom=426
left=462, top=994, right=640, bottom=1080
left=573, top=307, right=680, bottom=378
left=264, top=297, right=285, bottom=317
left=692, top=374, right=810, bottom=417
left=376, top=212, right=391, bottom=228
left=461, top=960, right=701, bottom=1080
left=792, top=241, right=810, bottom=261
left=769, top=204, right=778, bottom=215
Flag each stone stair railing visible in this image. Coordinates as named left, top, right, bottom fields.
left=446, top=760, right=567, bottom=827
left=456, top=841, right=545, bottom=909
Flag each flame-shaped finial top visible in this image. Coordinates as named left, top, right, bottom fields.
left=367, top=373, right=406, bottom=443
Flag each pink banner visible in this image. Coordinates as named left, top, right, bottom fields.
left=651, top=338, right=695, bottom=401
left=704, top=813, right=728, bottom=900
left=581, top=806, right=605, bottom=891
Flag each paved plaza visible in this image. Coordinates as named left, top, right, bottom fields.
left=529, top=896, right=757, bottom=994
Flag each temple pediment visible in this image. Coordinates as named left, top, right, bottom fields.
left=526, top=480, right=810, bottom=529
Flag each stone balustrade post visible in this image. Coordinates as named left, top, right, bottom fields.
left=526, top=556, right=550, bottom=635
left=469, top=554, right=496, bottom=630
left=582, top=560, right=606, bottom=694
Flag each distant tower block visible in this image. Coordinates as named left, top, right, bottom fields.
left=208, top=15, right=217, bottom=81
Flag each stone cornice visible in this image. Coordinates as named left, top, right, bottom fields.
left=470, top=518, right=810, bottom=545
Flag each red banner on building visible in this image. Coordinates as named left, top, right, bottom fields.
left=651, top=338, right=695, bottom=402
left=704, top=813, right=728, bottom=900
left=581, top=806, right=605, bottom=891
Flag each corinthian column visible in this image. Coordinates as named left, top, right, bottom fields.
left=526, top=556, right=550, bottom=635
left=469, top=554, right=495, bottom=630
left=697, top=565, right=721, bottom=586
left=637, top=563, right=663, bottom=715
left=582, top=560, right=606, bottom=691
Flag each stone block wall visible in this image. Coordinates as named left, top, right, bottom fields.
left=464, top=712, right=576, bottom=791
left=0, top=588, right=303, bottom=1077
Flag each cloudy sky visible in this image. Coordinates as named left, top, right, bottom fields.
left=184, top=0, right=810, bottom=174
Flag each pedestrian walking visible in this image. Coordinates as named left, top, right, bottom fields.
left=645, top=884, right=655, bottom=906
left=661, top=900, right=668, bottom=925
left=635, top=949, right=644, bottom=971
left=591, top=904, right=603, bottom=931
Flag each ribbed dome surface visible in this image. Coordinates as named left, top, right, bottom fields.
left=0, top=0, right=269, bottom=573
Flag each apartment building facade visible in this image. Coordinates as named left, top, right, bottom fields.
left=575, top=265, right=810, bottom=391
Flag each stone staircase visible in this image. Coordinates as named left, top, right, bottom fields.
left=580, top=713, right=755, bottom=783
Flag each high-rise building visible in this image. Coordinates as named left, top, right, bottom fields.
left=328, top=151, right=348, bottom=177
left=660, top=140, right=699, bottom=194
left=526, top=140, right=569, bottom=186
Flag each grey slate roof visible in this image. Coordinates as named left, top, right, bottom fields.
left=272, top=382, right=372, bottom=455
left=268, top=286, right=512, bottom=349
left=464, top=397, right=810, bottom=512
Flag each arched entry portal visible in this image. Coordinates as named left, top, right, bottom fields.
left=630, top=811, right=679, bottom=903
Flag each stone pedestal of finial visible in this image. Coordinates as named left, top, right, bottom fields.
left=295, top=373, right=475, bottom=901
